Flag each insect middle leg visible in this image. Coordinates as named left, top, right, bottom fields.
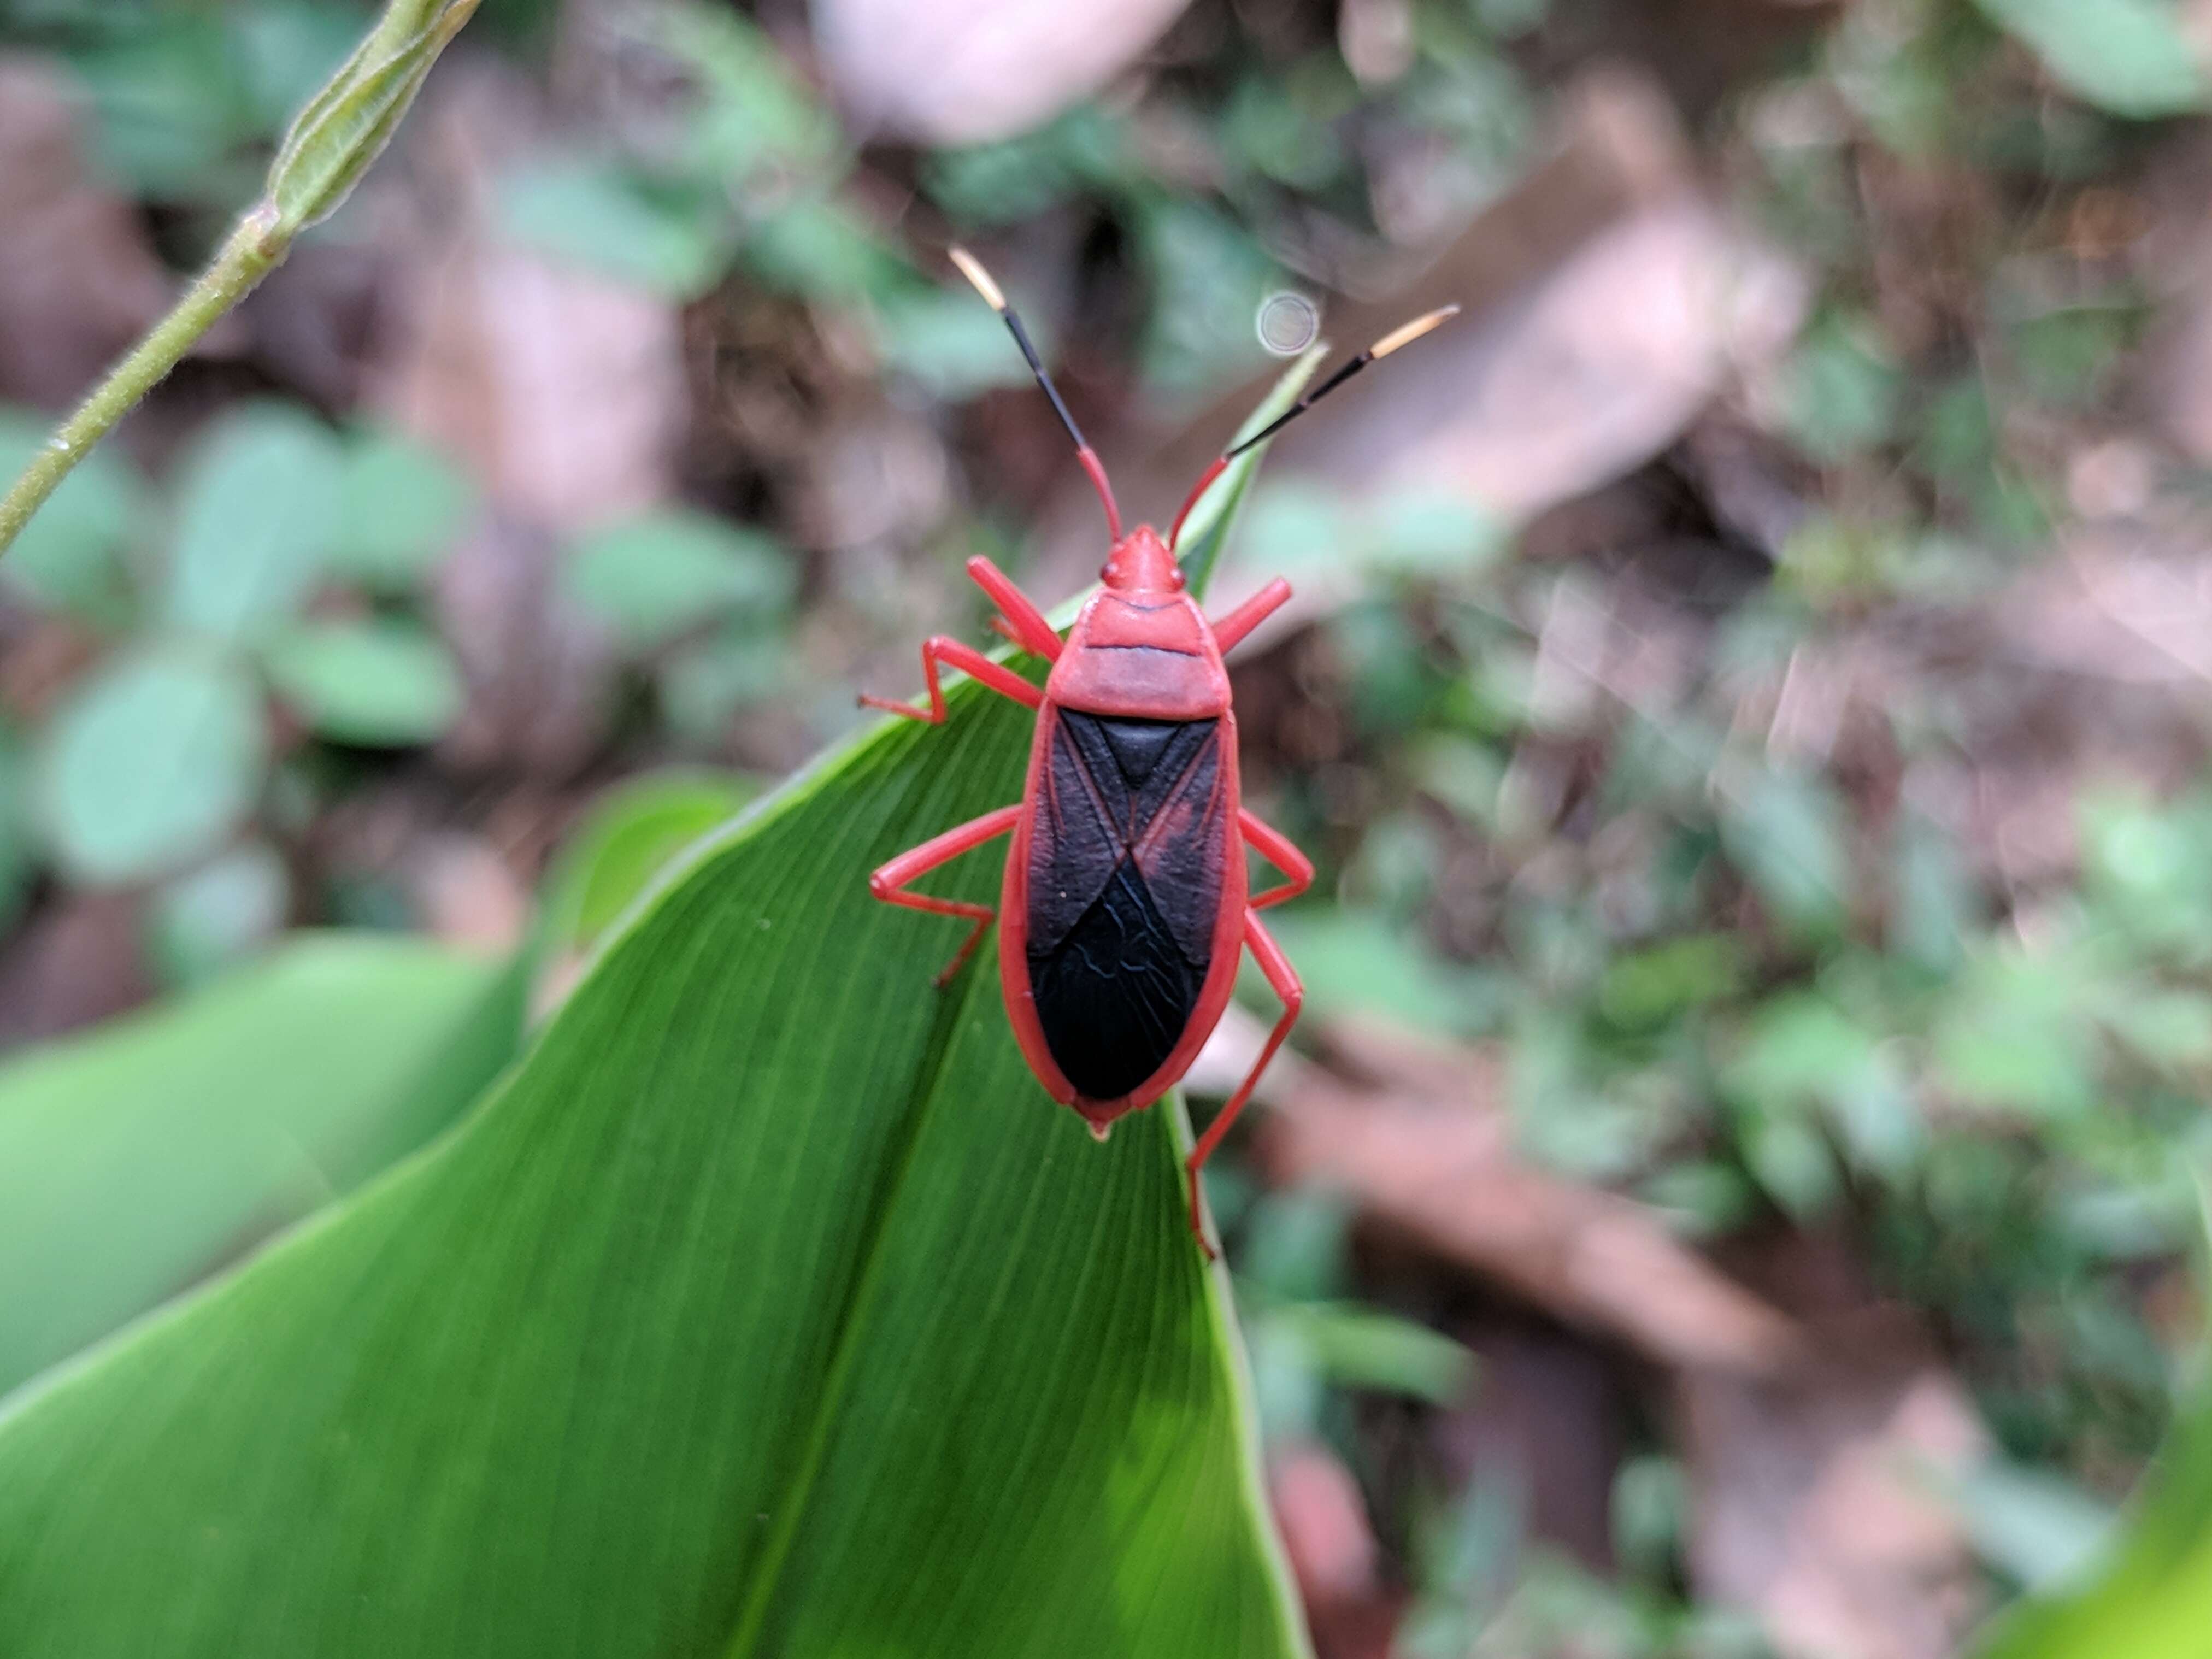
left=1240, top=809, right=1314, bottom=910
left=868, top=805, right=1021, bottom=986
left=1185, top=909, right=1305, bottom=1260
left=860, top=638, right=1044, bottom=724
left=964, top=556, right=1062, bottom=661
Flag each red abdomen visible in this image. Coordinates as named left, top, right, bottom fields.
left=998, top=703, right=1246, bottom=1120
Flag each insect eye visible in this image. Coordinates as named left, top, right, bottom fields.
left=1100, top=563, right=1116, bottom=581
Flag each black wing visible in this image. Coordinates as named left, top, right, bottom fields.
left=1026, top=710, right=1228, bottom=1100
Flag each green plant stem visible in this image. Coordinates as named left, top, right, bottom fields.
left=0, top=208, right=287, bottom=559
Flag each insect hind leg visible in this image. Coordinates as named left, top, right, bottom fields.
left=1185, top=909, right=1304, bottom=1260
left=868, top=805, right=1021, bottom=986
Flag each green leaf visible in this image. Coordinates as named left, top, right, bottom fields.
left=0, top=385, right=1311, bottom=1657
left=1972, top=1196, right=2212, bottom=1656
left=540, top=768, right=760, bottom=955
left=261, top=617, right=466, bottom=746
left=0, top=724, right=32, bottom=932
left=0, top=404, right=143, bottom=616
left=877, top=287, right=1045, bottom=398
left=500, top=161, right=733, bottom=299
left=163, top=402, right=345, bottom=642
left=264, top=0, right=482, bottom=232
left=149, top=842, right=292, bottom=985
left=1974, top=0, right=2208, bottom=119
left=1251, top=907, right=1482, bottom=1037
left=651, top=5, right=842, bottom=181
left=0, top=932, right=523, bottom=1402
left=659, top=623, right=787, bottom=741
left=33, top=643, right=269, bottom=884
left=330, top=428, right=476, bottom=587
left=1779, top=313, right=1901, bottom=464
left=564, top=509, right=793, bottom=649
left=1174, top=343, right=1328, bottom=597
left=1932, top=950, right=2099, bottom=1121
left=1717, top=767, right=1850, bottom=940
left=1262, top=1301, right=1475, bottom=1403
left=1724, top=993, right=1921, bottom=1179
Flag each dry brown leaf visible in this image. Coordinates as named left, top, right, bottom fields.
left=1271, top=1440, right=1382, bottom=1610
left=0, top=57, right=170, bottom=408
left=0, top=892, right=153, bottom=1049
left=1270, top=1439, right=1403, bottom=1659
left=1682, top=1308, right=1987, bottom=1659
left=405, top=833, right=531, bottom=954
left=1195, top=1009, right=1804, bottom=1377
left=812, top=0, right=1194, bottom=145
left=1162, top=68, right=1803, bottom=639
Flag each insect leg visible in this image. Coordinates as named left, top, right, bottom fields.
left=860, top=638, right=1043, bottom=723
left=1240, top=809, right=1314, bottom=910
left=1184, top=909, right=1304, bottom=1259
left=965, top=556, right=1062, bottom=661
left=868, top=805, right=1022, bottom=986
left=1209, top=578, right=1292, bottom=655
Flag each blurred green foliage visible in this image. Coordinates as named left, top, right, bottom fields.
left=7, top=0, right=2212, bottom=1650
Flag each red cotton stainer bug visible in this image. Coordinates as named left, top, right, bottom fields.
left=863, top=246, right=1457, bottom=1256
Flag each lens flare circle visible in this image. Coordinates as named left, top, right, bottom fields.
left=1255, top=292, right=1320, bottom=356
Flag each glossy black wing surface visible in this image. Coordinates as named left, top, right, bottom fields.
left=1026, top=710, right=1229, bottom=1100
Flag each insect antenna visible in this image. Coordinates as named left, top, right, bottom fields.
left=949, top=246, right=1123, bottom=540
left=1168, top=302, right=1461, bottom=549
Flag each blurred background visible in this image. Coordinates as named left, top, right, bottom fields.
left=4, top=0, right=2212, bottom=1653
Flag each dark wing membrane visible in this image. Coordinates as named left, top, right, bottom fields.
left=1026, top=713, right=1228, bottom=1101
left=1024, top=707, right=1125, bottom=960
left=1028, top=862, right=1202, bottom=1101
left=1129, top=723, right=1227, bottom=966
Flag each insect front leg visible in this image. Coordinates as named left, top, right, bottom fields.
left=868, top=805, right=1022, bottom=986
left=1240, top=809, right=1314, bottom=910
left=860, top=638, right=1044, bottom=724
left=964, top=556, right=1062, bottom=661
left=1184, top=909, right=1305, bottom=1260
left=1208, top=578, right=1292, bottom=655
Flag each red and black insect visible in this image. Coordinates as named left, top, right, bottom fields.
left=864, top=247, right=1456, bottom=1253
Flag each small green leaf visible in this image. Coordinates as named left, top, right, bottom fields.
left=1932, top=951, right=2099, bottom=1121
left=331, top=429, right=475, bottom=587
left=0, top=932, right=522, bottom=1401
left=164, top=402, right=345, bottom=642
left=1251, top=907, right=1478, bottom=1036
left=261, top=618, right=464, bottom=746
left=658, top=624, right=786, bottom=742
left=0, top=725, right=33, bottom=933
left=150, top=843, right=292, bottom=986
left=1368, top=488, right=1508, bottom=575
left=652, top=5, right=841, bottom=180
left=1954, top=1463, right=2118, bottom=1593
left=540, top=769, right=759, bottom=955
left=264, top=0, right=481, bottom=232
left=876, top=287, right=1044, bottom=398
left=0, top=406, right=143, bottom=615
left=1974, top=0, right=2208, bottom=119
left=1261, top=1302, right=1475, bottom=1403
left=1175, top=345, right=1329, bottom=598
left=1972, top=1195, right=2212, bottom=1655
left=1780, top=314, right=1901, bottom=463
left=500, top=161, right=732, bottom=299
left=34, top=644, right=269, bottom=885
left=563, top=510, right=791, bottom=648
left=1717, top=767, right=1850, bottom=940
left=1724, top=993, right=1921, bottom=1178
